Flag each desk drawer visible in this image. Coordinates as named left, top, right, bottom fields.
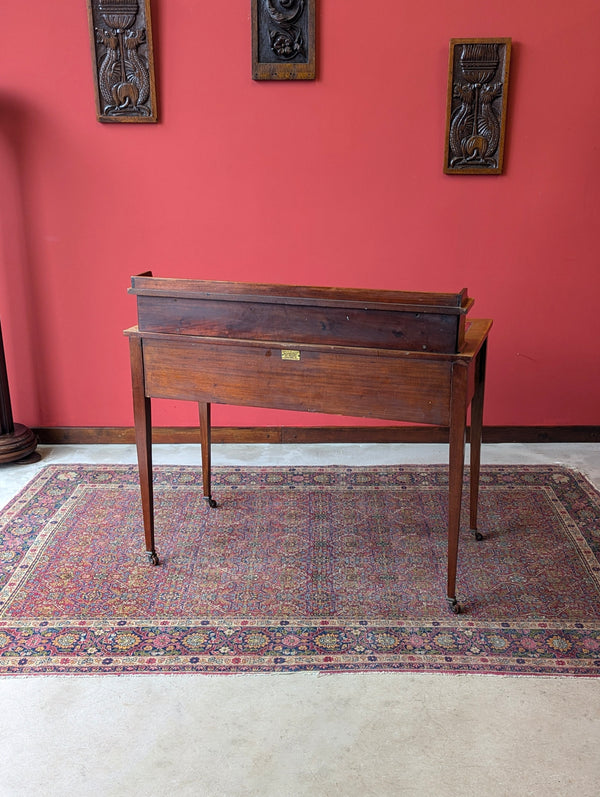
left=142, top=338, right=453, bottom=426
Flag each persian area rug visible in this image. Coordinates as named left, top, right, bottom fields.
left=1, top=464, right=600, bottom=677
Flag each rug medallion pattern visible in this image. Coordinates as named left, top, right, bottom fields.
left=1, top=464, right=599, bottom=676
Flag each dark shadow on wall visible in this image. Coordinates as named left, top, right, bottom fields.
left=0, top=93, right=47, bottom=427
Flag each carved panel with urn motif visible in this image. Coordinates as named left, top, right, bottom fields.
left=444, top=39, right=511, bottom=174
left=87, top=0, right=157, bottom=122
left=252, top=0, right=316, bottom=80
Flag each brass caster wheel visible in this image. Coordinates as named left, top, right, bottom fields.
left=147, top=551, right=160, bottom=566
left=447, top=597, right=462, bottom=614
left=205, top=496, right=218, bottom=508
left=473, top=530, right=484, bottom=541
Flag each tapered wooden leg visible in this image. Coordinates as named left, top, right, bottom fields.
left=199, top=402, right=217, bottom=508
left=447, top=362, right=468, bottom=613
left=469, top=339, right=488, bottom=541
left=129, top=336, right=158, bottom=564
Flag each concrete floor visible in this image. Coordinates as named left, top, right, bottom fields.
left=1, top=443, right=600, bottom=797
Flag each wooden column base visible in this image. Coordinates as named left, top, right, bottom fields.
left=0, top=423, right=40, bottom=464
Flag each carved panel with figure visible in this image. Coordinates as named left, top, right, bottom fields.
left=252, top=0, right=316, bottom=80
left=444, top=39, right=511, bottom=174
left=87, top=0, right=157, bottom=123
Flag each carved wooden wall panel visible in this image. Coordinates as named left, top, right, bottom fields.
left=252, top=0, right=316, bottom=80
left=444, top=39, right=511, bottom=174
left=87, top=0, right=157, bottom=123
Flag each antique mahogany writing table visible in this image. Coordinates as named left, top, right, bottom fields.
left=125, top=274, right=492, bottom=613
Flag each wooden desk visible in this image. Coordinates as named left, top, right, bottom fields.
left=125, top=275, right=492, bottom=613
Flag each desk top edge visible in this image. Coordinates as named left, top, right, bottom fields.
left=129, top=274, right=473, bottom=315
left=124, top=318, right=492, bottom=361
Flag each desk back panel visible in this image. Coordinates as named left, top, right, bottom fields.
left=130, top=276, right=473, bottom=355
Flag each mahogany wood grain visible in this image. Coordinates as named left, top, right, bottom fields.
left=141, top=336, right=455, bottom=425
left=136, top=296, right=465, bottom=353
left=128, top=335, right=155, bottom=559
left=468, top=338, right=488, bottom=534
left=129, top=275, right=470, bottom=307
left=130, top=277, right=474, bottom=353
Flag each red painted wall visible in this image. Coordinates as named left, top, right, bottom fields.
left=1, top=1, right=599, bottom=430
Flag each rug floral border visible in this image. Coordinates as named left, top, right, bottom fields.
left=1, top=464, right=600, bottom=677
